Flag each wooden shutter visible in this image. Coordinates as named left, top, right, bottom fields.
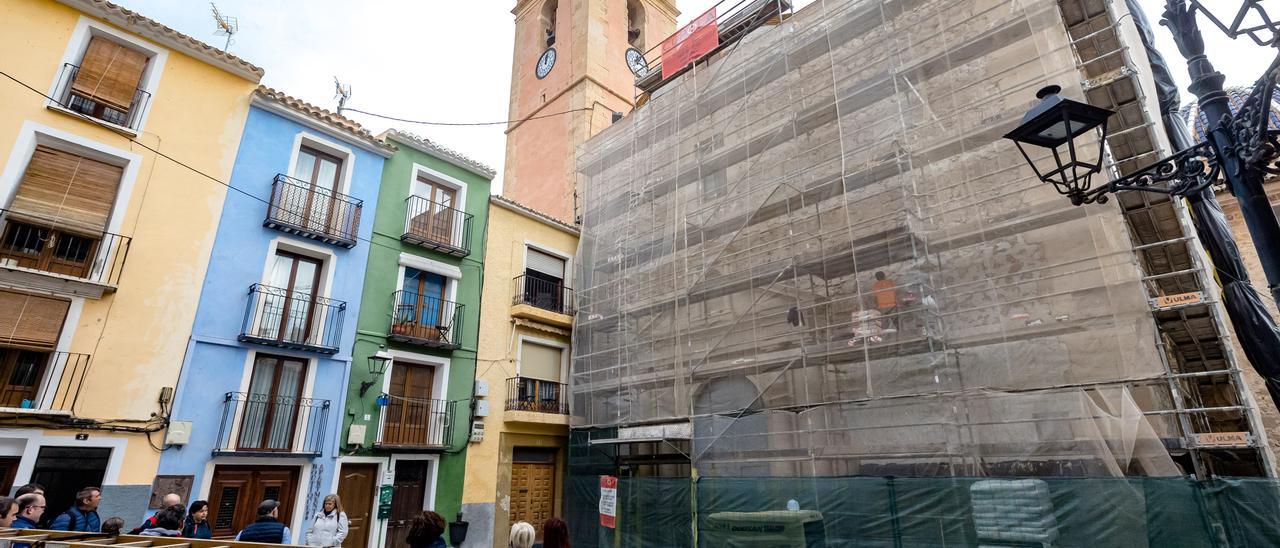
left=71, top=37, right=148, bottom=111
left=526, top=248, right=566, bottom=278
left=520, top=341, right=563, bottom=381
left=0, top=290, right=71, bottom=351
left=10, top=146, right=123, bottom=234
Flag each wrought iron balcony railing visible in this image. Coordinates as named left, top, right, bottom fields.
left=401, top=195, right=472, bottom=257
left=377, top=396, right=451, bottom=450
left=513, top=275, right=575, bottom=315
left=265, top=174, right=362, bottom=248
left=0, top=209, right=131, bottom=287
left=51, top=63, right=151, bottom=130
left=505, top=377, right=569, bottom=415
left=388, top=290, right=464, bottom=350
left=237, top=284, right=346, bottom=354
left=213, top=391, right=330, bottom=457
left=0, top=350, right=92, bottom=414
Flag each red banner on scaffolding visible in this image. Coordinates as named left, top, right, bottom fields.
left=661, top=7, right=719, bottom=79
left=599, top=475, right=618, bottom=528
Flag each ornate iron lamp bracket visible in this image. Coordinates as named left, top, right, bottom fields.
left=1070, top=140, right=1222, bottom=205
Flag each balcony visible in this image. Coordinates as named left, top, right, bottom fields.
left=50, top=63, right=151, bottom=131
left=237, top=284, right=346, bottom=354
left=401, top=195, right=472, bottom=257
left=375, top=397, right=451, bottom=451
left=0, top=209, right=131, bottom=297
left=213, top=392, right=330, bottom=457
left=505, top=377, right=569, bottom=415
left=264, top=174, right=362, bottom=248
left=0, top=350, right=92, bottom=415
left=511, top=275, right=574, bottom=329
left=388, top=290, right=464, bottom=350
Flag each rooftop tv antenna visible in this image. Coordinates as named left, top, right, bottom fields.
left=334, top=77, right=352, bottom=115
left=210, top=3, right=239, bottom=51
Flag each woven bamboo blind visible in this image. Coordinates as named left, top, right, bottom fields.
left=10, top=146, right=123, bottom=234
left=71, top=37, right=148, bottom=111
left=0, top=290, right=71, bottom=351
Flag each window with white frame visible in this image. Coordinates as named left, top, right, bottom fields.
left=52, top=22, right=165, bottom=131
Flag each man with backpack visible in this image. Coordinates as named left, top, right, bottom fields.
left=49, top=487, right=102, bottom=532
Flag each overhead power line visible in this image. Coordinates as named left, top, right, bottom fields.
left=342, top=105, right=596, bottom=126
left=0, top=69, right=485, bottom=261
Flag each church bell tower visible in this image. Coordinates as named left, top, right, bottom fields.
left=504, top=0, right=678, bottom=222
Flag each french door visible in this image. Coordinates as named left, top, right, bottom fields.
left=413, top=177, right=457, bottom=245
left=238, top=354, right=307, bottom=452
left=0, top=348, right=49, bottom=408
left=290, top=147, right=343, bottom=233
left=260, top=251, right=322, bottom=344
left=382, top=362, right=437, bottom=446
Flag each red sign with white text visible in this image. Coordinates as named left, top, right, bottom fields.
left=661, top=7, right=719, bottom=79
left=599, top=475, right=618, bottom=528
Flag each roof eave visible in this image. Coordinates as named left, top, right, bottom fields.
left=383, top=130, right=497, bottom=180
left=251, top=94, right=396, bottom=158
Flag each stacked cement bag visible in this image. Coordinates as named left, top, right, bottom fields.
left=969, top=479, right=1059, bottom=547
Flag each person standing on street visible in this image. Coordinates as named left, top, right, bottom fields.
left=11, top=494, right=44, bottom=529
left=0, top=497, right=17, bottom=528
left=406, top=511, right=447, bottom=548
left=139, top=506, right=185, bottom=537
left=542, top=518, right=571, bottom=548
left=305, top=494, right=348, bottom=547
left=182, top=500, right=213, bottom=539
left=131, top=493, right=182, bottom=534
left=13, top=484, right=43, bottom=497
left=509, top=521, right=535, bottom=548
left=235, top=500, right=291, bottom=544
left=49, top=487, right=101, bottom=532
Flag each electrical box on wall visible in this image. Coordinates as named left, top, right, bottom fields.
left=348, top=424, right=367, bottom=446
left=475, top=380, right=489, bottom=397
left=469, top=421, right=484, bottom=443
left=474, top=400, right=490, bottom=417
left=164, top=421, right=191, bottom=446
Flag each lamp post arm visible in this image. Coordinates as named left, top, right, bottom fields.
left=1069, top=140, right=1221, bottom=205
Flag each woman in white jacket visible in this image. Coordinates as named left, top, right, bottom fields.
left=305, top=494, right=349, bottom=547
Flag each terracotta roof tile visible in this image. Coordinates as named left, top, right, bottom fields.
left=254, top=86, right=395, bottom=154
left=61, top=0, right=264, bottom=81
left=383, top=130, right=498, bottom=179
left=491, top=195, right=580, bottom=234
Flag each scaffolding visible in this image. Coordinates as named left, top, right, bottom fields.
left=571, top=0, right=1272, bottom=495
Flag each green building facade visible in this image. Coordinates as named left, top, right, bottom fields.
left=335, top=130, right=493, bottom=548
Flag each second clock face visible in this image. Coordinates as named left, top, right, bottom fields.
left=625, top=47, right=649, bottom=78
left=536, top=47, right=557, bottom=79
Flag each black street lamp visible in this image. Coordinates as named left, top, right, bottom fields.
left=1006, top=0, right=1280, bottom=310
left=359, top=345, right=393, bottom=397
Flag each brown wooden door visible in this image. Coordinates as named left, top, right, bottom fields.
left=208, top=466, right=299, bottom=539
left=0, top=349, right=49, bottom=408
left=386, top=461, right=428, bottom=548
left=238, top=354, right=308, bottom=452
left=0, top=456, right=19, bottom=496
left=383, top=363, right=435, bottom=446
left=510, top=463, right=557, bottom=539
left=414, top=177, right=457, bottom=245
left=263, top=251, right=322, bottom=344
left=337, top=463, right=377, bottom=548
left=291, top=146, right=343, bottom=232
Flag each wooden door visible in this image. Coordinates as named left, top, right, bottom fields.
left=337, top=463, right=378, bottom=548
left=208, top=466, right=299, bottom=539
left=238, top=354, right=307, bottom=452
left=0, top=349, right=49, bottom=408
left=386, top=461, right=428, bottom=548
left=383, top=363, right=435, bottom=446
left=291, top=146, right=343, bottom=232
left=413, top=177, right=457, bottom=245
left=263, top=251, right=322, bottom=343
left=510, top=462, right=557, bottom=539
left=0, top=456, right=20, bottom=497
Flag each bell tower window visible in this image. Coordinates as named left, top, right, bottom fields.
left=627, top=0, right=646, bottom=49
left=541, top=0, right=559, bottom=47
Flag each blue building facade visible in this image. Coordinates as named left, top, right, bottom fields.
left=158, top=87, right=393, bottom=542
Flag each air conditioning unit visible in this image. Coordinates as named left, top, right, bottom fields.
left=469, top=421, right=485, bottom=443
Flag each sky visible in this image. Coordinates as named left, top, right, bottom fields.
left=115, top=0, right=1274, bottom=192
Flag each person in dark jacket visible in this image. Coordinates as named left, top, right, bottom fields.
left=49, top=486, right=101, bottom=532
left=236, top=500, right=291, bottom=544
left=0, top=496, right=17, bottom=528
left=139, top=506, right=185, bottom=537
left=101, top=517, right=125, bottom=536
left=182, top=500, right=213, bottom=539
left=406, top=511, right=447, bottom=548
left=11, top=494, right=44, bottom=529
left=130, top=493, right=182, bottom=534
left=13, top=484, right=43, bottom=498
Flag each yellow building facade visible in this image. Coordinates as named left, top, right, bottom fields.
left=0, top=0, right=259, bottom=519
left=462, top=196, right=578, bottom=547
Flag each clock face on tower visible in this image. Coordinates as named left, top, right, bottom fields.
left=536, top=47, right=557, bottom=79
left=625, top=47, right=649, bottom=78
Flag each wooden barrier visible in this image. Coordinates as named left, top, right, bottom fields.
left=0, top=529, right=305, bottom=547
